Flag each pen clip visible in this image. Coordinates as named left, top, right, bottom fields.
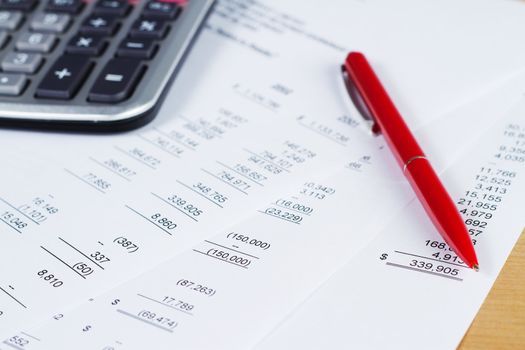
left=341, top=64, right=381, bottom=136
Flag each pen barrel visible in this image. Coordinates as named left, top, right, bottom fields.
left=345, top=52, right=478, bottom=268
left=405, top=158, right=478, bottom=267
left=344, top=52, right=424, bottom=166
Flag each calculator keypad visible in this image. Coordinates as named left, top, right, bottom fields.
left=2, top=51, right=42, bottom=72
left=93, top=0, right=130, bottom=17
left=36, top=54, right=92, bottom=99
left=0, top=0, right=185, bottom=99
left=117, top=38, right=156, bottom=59
left=80, top=15, right=119, bottom=35
left=0, top=10, right=23, bottom=29
left=130, top=18, right=167, bottom=39
left=0, top=0, right=37, bottom=12
left=143, top=1, right=180, bottom=19
left=16, top=32, right=57, bottom=52
left=66, top=34, right=106, bottom=56
left=30, top=12, right=70, bottom=32
left=0, top=72, right=26, bottom=94
left=88, top=57, right=143, bottom=102
left=46, top=0, right=83, bottom=14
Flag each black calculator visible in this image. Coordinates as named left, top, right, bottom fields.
left=0, top=0, right=214, bottom=131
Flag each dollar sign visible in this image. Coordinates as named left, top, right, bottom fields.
left=379, top=253, right=388, bottom=260
left=111, top=299, right=120, bottom=306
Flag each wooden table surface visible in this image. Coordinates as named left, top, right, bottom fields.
left=459, top=229, right=525, bottom=349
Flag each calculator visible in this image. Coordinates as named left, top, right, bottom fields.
left=0, top=0, right=214, bottom=131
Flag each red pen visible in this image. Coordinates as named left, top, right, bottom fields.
left=342, top=52, right=479, bottom=270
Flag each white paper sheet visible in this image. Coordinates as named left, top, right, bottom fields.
left=2, top=0, right=525, bottom=348
left=0, top=0, right=401, bottom=338
left=6, top=70, right=525, bottom=350
left=254, top=99, right=525, bottom=350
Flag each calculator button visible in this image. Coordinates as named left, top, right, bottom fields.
left=2, top=52, right=42, bottom=73
left=31, top=13, right=71, bottom=33
left=66, top=34, right=106, bottom=56
left=117, top=38, right=157, bottom=59
left=143, top=1, right=181, bottom=20
left=130, top=18, right=168, bottom=39
left=0, top=72, right=26, bottom=95
left=0, top=30, right=8, bottom=48
left=46, top=0, right=84, bottom=14
left=36, top=55, right=93, bottom=99
left=0, top=10, right=22, bottom=30
left=16, top=32, right=57, bottom=52
left=88, top=58, right=144, bottom=103
left=0, top=0, right=36, bottom=12
left=93, top=0, right=130, bottom=17
left=80, top=15, right=119, bottom=36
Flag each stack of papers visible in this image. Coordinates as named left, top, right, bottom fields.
left=1, top=0, right=525, bottom=349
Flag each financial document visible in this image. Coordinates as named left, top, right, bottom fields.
left=255, top=99, right=525, bottom=350
left=2, top=0, right=525, bottom=349
left=0, top=38, right=391, bottom=340
left=0, top=166, right=411, bottom=349
left=6, top=72, right=525, bottom=350
left=0, top=0, right=409, bottom=340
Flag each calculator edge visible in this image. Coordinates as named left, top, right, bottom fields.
left=0, top=0, right=215, bottom=132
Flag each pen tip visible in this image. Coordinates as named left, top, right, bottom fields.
left=472, top=264, right=479, bottom=272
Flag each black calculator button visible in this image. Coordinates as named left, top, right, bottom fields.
left=66, top=34, right=106, bottom=56
left=46, top=0, right=84, bottom=14
left=143, top=1, right=181, bottom=20
left=36, top=55, right=93, bottom=99
left=0, top=0, right=36, bottom=12
left=0, top=72, right=27, bottom=95
left=0, top=10, right=23, bottom=30
left=16, top=32, right=57, bottom=52
left=130, top=18, right=168, bottom=39
left=88, top=58, right=144, bottom=103
left=93, top=0, right=130, bottom=17
left=117, top=38, right=157, bottom=59
left=80, top=15, right=119, bottom=36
